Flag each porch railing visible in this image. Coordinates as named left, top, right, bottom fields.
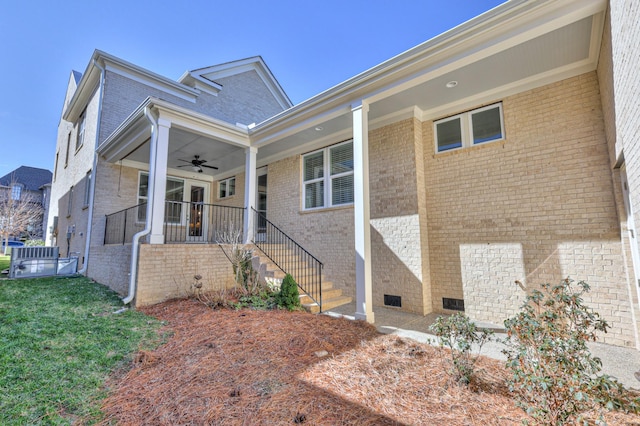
left=104, top=201, right=245, bottom=245
left=251, top=208, right=323, bottom=310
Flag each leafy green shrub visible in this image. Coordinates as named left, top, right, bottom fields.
left=503, top=278, right=640, bottom=424
left=429, top=313, right=493, bottom=384
left=276, top=274, right=300, bottom=311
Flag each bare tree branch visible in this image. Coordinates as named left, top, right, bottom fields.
left=0, top=176, right=44, bottom=254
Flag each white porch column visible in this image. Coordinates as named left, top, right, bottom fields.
left=149, top=118, right=171, bottom=244
left=243, top=146, right=258, bottom=244
left=352, top=101, right=374, bottom=323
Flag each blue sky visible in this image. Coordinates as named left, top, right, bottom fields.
left=0, top=0, right=504, bottom=178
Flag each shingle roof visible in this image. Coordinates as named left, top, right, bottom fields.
left=0, top=166, right=52, bottom=191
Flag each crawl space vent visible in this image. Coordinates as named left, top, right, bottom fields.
left=384, top=294, right=402, bottom=307
left=443, top=298, right=465, bottom=311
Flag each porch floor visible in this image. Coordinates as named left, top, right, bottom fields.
left=325, top=302, right=640, bottom=390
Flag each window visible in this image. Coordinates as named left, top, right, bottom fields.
left=137, top=172, right=184, bottom=223
left=435, top=102, right=504, bottom=153
left=219, top=177, right=236, bottom=199
left=76, top=109, right=86, bottom=151
left=302, top=140, right=354, bottom=210
left=11, top=185, right=22, bottom=201
left=67, top=186, right=74, bottom=216
left=64, top=132, right=71, bottom=167
left=54, top=151, right=59, bottom=181
left=84, top=170, right=92, bottom=207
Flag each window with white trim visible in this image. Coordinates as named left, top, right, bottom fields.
left=137, top=172, right=184, bottom=223
left=219, top=177, right=235, bottom=199
left=84, top=170, right=92, bottom=207
left=434, top=102, right=504, bottom=153
left=11, top=185, right=22, bottom=201
left=76, top=109, right=86, bottom=151
left=302, top=140, right=354, bottom=210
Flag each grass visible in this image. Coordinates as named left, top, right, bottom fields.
left=0, top=276, right=163, bottom=425
left=0, top=255, right=9, bottom=273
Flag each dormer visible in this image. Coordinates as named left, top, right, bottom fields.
left=179, top=56, right=292, bottom=110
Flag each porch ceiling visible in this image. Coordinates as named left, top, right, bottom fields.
left=251, top=0, right=606, bottom=161
left=125, top=127, right=246, bottom=177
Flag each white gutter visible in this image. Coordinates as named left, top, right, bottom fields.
left=78, top=59, right=105, bottom=275
left=122, top=106, right=157, bottom=305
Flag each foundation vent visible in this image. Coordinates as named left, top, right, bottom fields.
left=384, top=294, right=402, bottom=307
left=443, top=298, right=465, bottom=311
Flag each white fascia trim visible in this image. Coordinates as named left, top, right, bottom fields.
left=420, top=58, right=597, bottom=122
left=104, top=62, right=197, bottom=103
left=254, top=106, right=420, bottom=169
left=249, top=0, right=532, bottom=134
left=64, top=50, right=199, bottom=122
left=154, top=101, right=250, bottom=148
left=98, top=97, right=251, bottom=162
left=188, top=57, right=292, bottom=109
left=253, top=103, right=352, bottom=147
left=366, top=3, right=606, bottom=107
left=250, top=0, right=605, bottom=144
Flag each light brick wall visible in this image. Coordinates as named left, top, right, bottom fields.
left=421, top=72, right=635, bottom=346
left=195, top=70, right=287, bottom=126
left=267, top=155, right=356, bottom=298
left=135, top=244, right=236, bottom=306
left=89, top=244, right=132, bottom=296
left=369, top=118, right=428, bottom=314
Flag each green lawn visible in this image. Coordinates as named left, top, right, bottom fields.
left=0, top=276, right=163, bottom=425
left=0, top=255, right=9, bottom=273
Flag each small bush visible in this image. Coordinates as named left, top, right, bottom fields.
left=503, top=278, right=640, bottom=424
left=276, top=274, right=300, bottom=311
left=429, top=313, right=493, bottom=384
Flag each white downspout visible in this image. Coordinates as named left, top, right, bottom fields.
left=78, top=59, right=105, bottom=274
left=123, top=107, right=157, bottom=305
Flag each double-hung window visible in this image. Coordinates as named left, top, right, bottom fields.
left=83, top=170, right=92, bottom=207
left=219, top=177, right=235, bottom=199
left=11, top=185, right=22, bottom=201
left=302, top=140, right=354, bottom=210
left=435, top=102, right=504, bottom=153
left=137, top=172, right=184, bottom=223
left=76, top=110, right=86, bottom=151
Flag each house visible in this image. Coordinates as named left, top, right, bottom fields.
left=47, top=0, right=640, bottom=349
left=0, top=165, right=52, bottom=241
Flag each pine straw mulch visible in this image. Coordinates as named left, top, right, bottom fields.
left=99, top=298, right=640, bottom=425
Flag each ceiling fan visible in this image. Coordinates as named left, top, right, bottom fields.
left=177, top=155, right=218, bottom=173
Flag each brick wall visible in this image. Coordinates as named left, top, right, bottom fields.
left=267, top=155, right=356, bottom=298
left=135, top=244, right=236, bottom=306
left=421, top=72, right=635, bottom=346
left=369, top=118, right=428, bottom=314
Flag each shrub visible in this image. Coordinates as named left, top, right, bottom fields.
left=503, top=278, right=640, bottom=424
left=429, top=313, right=493, bottom=384
left=276, top=274, right=300, bottom=311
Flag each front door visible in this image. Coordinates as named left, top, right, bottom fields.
left=187, top=183, right=208, bottom=241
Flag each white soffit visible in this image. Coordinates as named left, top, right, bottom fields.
left=373, top=15, right=596, bottom=122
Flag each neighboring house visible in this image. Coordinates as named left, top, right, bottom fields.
left=47, top=0, right=640, bottom=349
left=0, top=166, right=52, bottom=240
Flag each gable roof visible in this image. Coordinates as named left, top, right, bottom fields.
left=0, top=166, right=52, bottom=191
left=179, top=56, right=293, bottom=110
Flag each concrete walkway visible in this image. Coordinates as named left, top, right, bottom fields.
left=326, top=302, right=640, bottom=390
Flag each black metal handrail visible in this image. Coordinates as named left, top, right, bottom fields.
left=104, top=201, right=245, bottom=245
left=251, top=208, right=323, bottom=311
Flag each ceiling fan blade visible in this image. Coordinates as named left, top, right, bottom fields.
left=177, top=159, right=193, bottom=164
left=201, top=164, right=218, bottom=170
